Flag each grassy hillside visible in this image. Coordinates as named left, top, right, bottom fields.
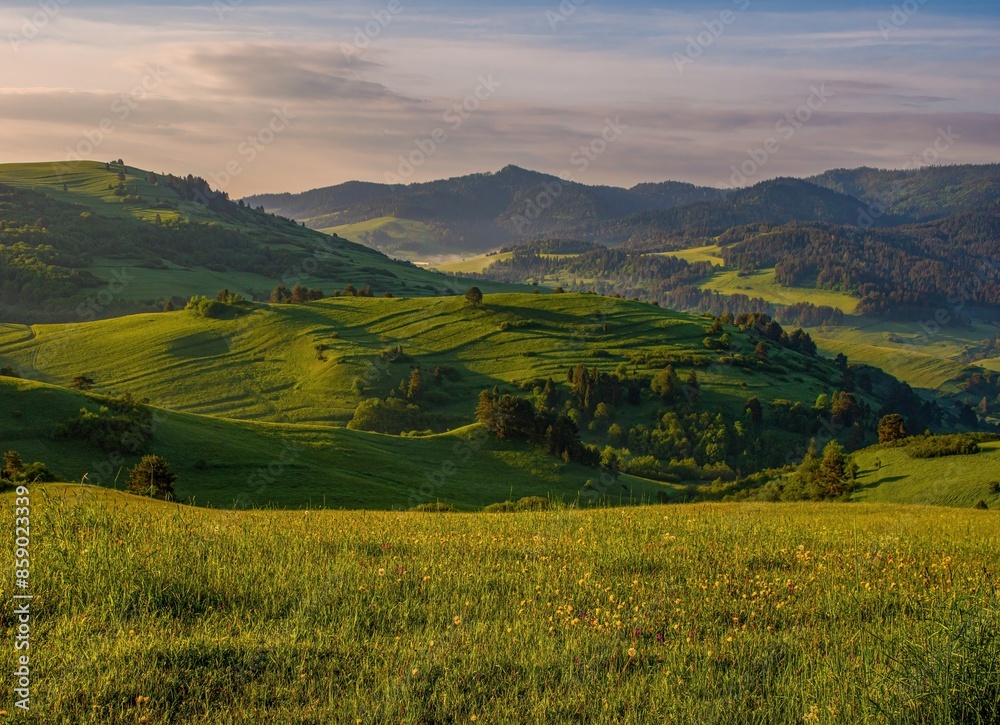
left=3, top=487, right=997, bottom=723
left=316, top=216, right=451, bottom=261
left=0, top=375, right=677, bottom=508
left=809, top=318, right=999, bottom=391
left=657, top=244, right=724, bottom=265
left=2, top=292, right=912, bottom=507
left=0, top=293, right=847, bottom=426
left=0, top=161, right=520, bottom=322
left=693, top=268, right=860, bottom=314
left=435, top=252, right=515, bottom=274
left=851, top=439, right=1000, bottom=508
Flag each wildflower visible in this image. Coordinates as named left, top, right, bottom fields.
left=627, top=647, right=636, bottom=658
left=412, top=668, right=418, bottom=676
left=378, top=568, right=386, bottom=576
left=453, top=616, right=462, bottom=626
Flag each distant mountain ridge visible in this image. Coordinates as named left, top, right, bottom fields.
left=245, top=164, right=1000, bottom=260
left=243, top=165, right=724, bottom=258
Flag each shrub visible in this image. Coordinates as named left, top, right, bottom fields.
left=378, top=345, right=413, bottom=364
left=410, top=502, right=458, bottom=513
left=974, top=500, right=989, bottom=510
left=905, top=434, right=980, bottom=459
left=347, top=397, right=425, bottom=435
left=69, top=374, right=95, bottom=391
left=185, top=295, right=226, bottom=318
left=483, top=496, right=553, bottom=513
left=57, top=394, right=153, bottom=454
left=1, top=451, right=56, bottom=487
left=13, top=462, right=57, bottom=484
left=0, top=365, right=19, bottom=378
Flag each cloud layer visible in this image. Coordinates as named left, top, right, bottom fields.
left=1, top=1, right=998, bottom=195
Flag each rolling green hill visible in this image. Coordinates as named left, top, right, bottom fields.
left=1, top=292, right=923, bottom=508
left=851, top=439, right=1000, bottom=508
left=0, top=161, right=521, bottom=322
left=0, top=293, right=849, bottom=426
left=0, top=375, right=678, bottom=509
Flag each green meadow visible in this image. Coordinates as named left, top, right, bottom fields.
left=1, top=487, right=996, bottom=724
left=694, top=268, right=861, bottom=314
left=851, top=440, right=1000, bottom=509
left=316, top=217, right=452, bottom=261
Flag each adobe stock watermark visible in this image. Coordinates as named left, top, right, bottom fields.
left=203, top=106, right=295, bottom=195
left=850, top=126, right=960, bottom=233
left=510, top=116, right=627, bottom=234
left=725, top=84, right=833, bottom=187
left=341, top=0, right=406, bottom=61
left=7, top=0, right=70, bottom=54
left=672, top=0, right=751, bottom=74
left=213, top=0, right=242, bottom=21
left=384, top=75, right=502, bottom=184
left=546, top=0, right=588, bottom=30
left=63, top=65, right=170, bottom=163
left=405, top=429, right=490, bottom=510
left=237, top=440, right=304, bottom=508
left=877, top=0, right=928, bottom=40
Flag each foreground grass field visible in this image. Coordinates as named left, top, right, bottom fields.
left=1, top=487, right=996, bottom=724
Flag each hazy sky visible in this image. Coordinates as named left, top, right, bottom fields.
left=2, top=0, right=998, bottom=196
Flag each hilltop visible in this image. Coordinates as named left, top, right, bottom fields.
left=0, top=161, right=520, bottom=322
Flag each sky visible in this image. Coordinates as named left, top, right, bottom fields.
left=1, top=0, right=998, bottom=196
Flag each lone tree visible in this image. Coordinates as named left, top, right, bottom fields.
left=877, top=413, right=908, bottom=445
left=2, top=451, right=23, bottom=480
left=126, top=454, right=176, bottom=501
left=464, top=286, right=484, bottom=308
left=744, top=396, right=763, bottom=425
